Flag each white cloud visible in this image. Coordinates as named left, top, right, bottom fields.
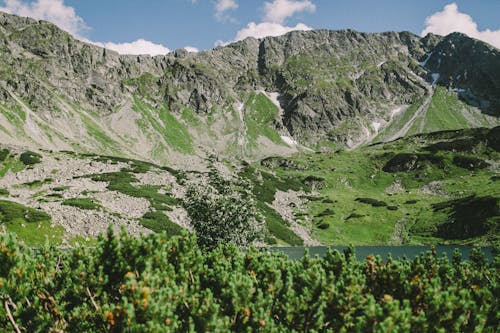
left=214, top=0, right=238, bottom=22
left=422, top=3, right=500, bottom=49
left=184, top=46, right=199, bottom=53
left=215, top=0, right=314, bottom=45
left=0, top=0, right=171, bottom=55
left=92, top=39, right=170, bottom=56
left=0, top=0, right=88, bottom=36
left=235, top=21, right=312, bottom=41
left=263, top=0, right=315, bottom=24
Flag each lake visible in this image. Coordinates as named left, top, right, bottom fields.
left=267, top=245, right=494, bottom=261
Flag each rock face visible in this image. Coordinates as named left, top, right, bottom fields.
left=422, top=32, right=500, bottom=115
left=0, top=12, right=498, bottom=163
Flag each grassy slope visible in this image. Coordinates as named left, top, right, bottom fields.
left=376, top=87, right=499, bottom=142
left=252, top=128, right=499, bottom=245
left=243, top=92, right=284, bottom=147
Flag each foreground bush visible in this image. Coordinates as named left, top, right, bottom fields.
left=0, top=229, right=497, bottom=332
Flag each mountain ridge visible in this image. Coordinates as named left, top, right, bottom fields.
left=0, top=11, right=498, bottom=167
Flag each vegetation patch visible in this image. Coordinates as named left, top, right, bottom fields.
left=62, top=198, right=102, bottom=210
left=52, top=185, right=71, bottom=192
left=382, top=153, right=444, bottom=172
left=0, top=148, right=9, bottom=162
left=22, top=178, right=52, bottom=189
left=0, top=231, right=496, bottom=331
left=355, top=197, right=388, bottom=207
left=0, top=188, right=8, bottom=196
left=0, top=199, right=62, bottom=245
left=433, top=196, right=499, bottom=240
left=86, top=171, right=177, bottom=211
left=452, top=155, right=488, bottom=170
left=20, top=151, right=42, bottom=165
left=140, top=211, right=183, bottom=236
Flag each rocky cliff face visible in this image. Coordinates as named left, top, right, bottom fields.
left=0, top=12, right=498, bottom=164
left=422, top=32, right=500, bottom=115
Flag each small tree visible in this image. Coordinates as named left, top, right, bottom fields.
left=184, top=166, right=263, bottom=249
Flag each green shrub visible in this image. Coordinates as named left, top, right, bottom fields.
left=20, top=151, right=42, bottom=165
left=0, top=230, right=495, bottom=332
left=62, top=198, right=101, bottom=210
left=140, top=211, right=183, bottom=236
left=185, top=166, right=264, bottom=249
left=0, top=148, right=9, bottom=162
left=0, top=199, right=50, bottom=223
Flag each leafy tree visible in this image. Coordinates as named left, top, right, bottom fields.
left=184, top=164, right=263, bottom=249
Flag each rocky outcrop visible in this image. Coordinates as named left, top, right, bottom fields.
left=422, top=32, right=500, bottom=115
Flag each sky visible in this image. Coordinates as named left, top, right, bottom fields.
left=0, top=0, right=499, bottom=55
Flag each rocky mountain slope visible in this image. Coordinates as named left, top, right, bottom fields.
left=0, top=126, right=498, bottom=246
left=0, top=11, right=498, bottom=246
left=0, top=12, right=498, bottom=167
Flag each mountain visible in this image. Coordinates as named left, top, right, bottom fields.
left=0, top=12, right=498, bottom=167
left=0, top=11, right=498, bottom=246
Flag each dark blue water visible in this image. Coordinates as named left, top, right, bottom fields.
left=267, top=246, right=494, bottom=261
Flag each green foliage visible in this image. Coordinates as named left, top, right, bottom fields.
left=0, top=188, right=8, bottom=196
left=253, top=127, right=499, bottom=245
left=240, top=166, right=304, bottom=245
left=243, top=92, right=283, bottom=146
left=184, top=164, right=264, bottom=249
left=0, top=148, right=9, bottom=162
left=19, top=151, right=42, bottom=165
left=0, top=199, right=50, bottom=223
left=140, top=211, right=184, bottom=236
left=85, top=170, right=177, bottom=211
left=0, top=200, right=62, bottom=245
left=133, top=98, right=193, bottom=154
left=62, top=197, right=102, bottom=210
left=21, top=178, right=52, bottom=189
left=51, top=185, right=71, bottom=192
left=0, top=230, right=497, bottom=332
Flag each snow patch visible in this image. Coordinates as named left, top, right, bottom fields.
left=419, top=52, right=432, bottom=67
left=372, top=121, right=383, bottom=133
left=391, top=106, right=405, bottom=117
left=280, top=135, right=297, bottom=146
left=267, top=92, right=282, bottom=111
left=431, top=73, right=440, bottom=86
left=235, top=102, right=246, bottom=146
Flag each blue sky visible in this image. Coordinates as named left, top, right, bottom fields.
left=1, top=0, right=499, bottom=54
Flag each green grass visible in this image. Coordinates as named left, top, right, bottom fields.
left=240, top=166, right=305, bottom=245
left=80, top=113, right=121, bottom=154
left=85, top=170, right=178, bottom=211
left=181, top=107, right=202, bottom=127
left=374, top=99, right=423, bottom=142
left=0, top=154, right=26, bottom=177
left=0, top=188, right=9, bottom=196
left=62, top=197, right=102, bottom=210
left=0, top=199, right=63, bottom=246
left=140, top=211, right=184, bottom=236
left=133, top=97, right=193, bottom=154
left=243, top=93, right=283, bottom=147
left=252, top=127, right=500, bottom=245
left=21, top=178, right=53, bottom=189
